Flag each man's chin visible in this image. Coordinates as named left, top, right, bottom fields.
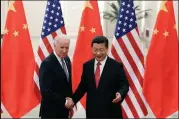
left=96, top=58, right=103, bottom=62
left=59, top=55, right=66, bottom=58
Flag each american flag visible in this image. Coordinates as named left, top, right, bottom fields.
left=34, top=0, right=66, bottom=89
left=110, top=0, right=148, bottom=118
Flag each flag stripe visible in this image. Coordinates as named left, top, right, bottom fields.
left=112, top=40, right=142, bottom=98
left=111, top=43, right=147, bottom=117
left=125, top=95, right=139, bottom=117
left=121, top=100, right=134, bottom=118
left=121, top=107, right=128, bottom=119
left=111, top=53, right=146, bottom=117
left=111, top=1, right=148, bottom=118
left=122, top=33, right=144, bottom=74
left=118, top=38, right=143, bottom=86
left=56, top=29, right=62, bottom=36
left=35, top=63, right=40, bottom=76
left=52, top=31, right=58, bottom=38
left=35, top=55, right=42, bottom=68
left=128, top=88, right=144, bottom=117
left=131, top=30, right=144, bottom=58
left=60, top=26, right=66, bottom=34
left=112, top=50, right=148, bottom=116
left=37, top=47, right=45, bottom=61
left=43, top=37, right=53, bottom=54
left=39, top=41, right=49, bottom=57
left=33, top=71, right=40, bottom=89
left=122, top=35, right=144, bottom=80
left=111, top=49, right=148, bottom=117
left=47, top=35, right=55, bottom=49
left=126, top=32, right=144, bottom=67
left=125, top=73, right=148, bottom=116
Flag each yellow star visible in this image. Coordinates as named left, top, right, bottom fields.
left=84, top=1, right=93, bottom=10
left=4, top=28, right=9, bottom=35
left=80, top=25, right=85, bottom=32
left=153, top=28, right=159, bottom=35
left=90, top=27, right=96, bottom=33
left=23, top=24, right=28, bottom=30
left=163, top=31, right=169, bottom=37
left=160, top=1, right=168, bottom=12
left=13, top=30, right=19, bottom=37
left=8, top=1, right=16, bottom=12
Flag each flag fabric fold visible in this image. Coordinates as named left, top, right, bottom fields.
left=110, top=0, right=148, bottom=118
left=143, top=1, right=178, bottom=118
left=1, top=1, right=40, bottom=118
left=72, top=0, right=103, bottom=109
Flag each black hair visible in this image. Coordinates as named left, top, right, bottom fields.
left=91, top=36, right=109, bottom=48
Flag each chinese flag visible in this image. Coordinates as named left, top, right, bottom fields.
left=72, top=0, right=103, bottom=108
left=1, top=1, right=40, bottom=118
left=143, top=1, right=178, bottom=118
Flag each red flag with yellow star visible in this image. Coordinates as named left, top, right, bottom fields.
left=1, top=1, right=40, bottom=118
left=143, top=1, right=178, bottom=118
left=72, top=0, right=103, bottom=109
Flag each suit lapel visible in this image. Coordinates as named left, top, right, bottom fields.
left=64, top=57, right=71, bottom=75
left=97, top=57, right=110, bottom=89
left=89, top=59, right=96, bottom=89
left=51, top=53, right=69, bottom=83
left=64, top=57, right=71, bottom=84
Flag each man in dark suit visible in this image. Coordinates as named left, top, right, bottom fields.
left=71, top=36, right=129, bottom=118
left=39, top=35, right=74, bottom=118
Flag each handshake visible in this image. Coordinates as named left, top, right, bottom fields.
left=65, top=97, right=74, bottom=109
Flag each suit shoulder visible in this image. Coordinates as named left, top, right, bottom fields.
left=108, top=57, right=124, bottom=68
left=42, top=55, right=51, bottom=63
left=83, top=58, right=94, bottom=66
left=40, top=54, right=53, bottom=68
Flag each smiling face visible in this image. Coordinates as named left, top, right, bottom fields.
left=91, top=36, right=109, bottom=61
left=92, top=43, right=108, bottom=61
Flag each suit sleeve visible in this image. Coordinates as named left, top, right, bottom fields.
left=39, top=61, right=66, bottom=105
left=72, top=64, right=88, bottom=104
left=117, top=63, right=129, bottom=100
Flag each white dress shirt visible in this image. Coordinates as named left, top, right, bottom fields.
left=94, top=56, right=108, bottom=76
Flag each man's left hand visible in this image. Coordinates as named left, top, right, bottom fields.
left=112, top=92, right=122, bottom=103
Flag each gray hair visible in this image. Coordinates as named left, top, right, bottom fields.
left=54, top=34, right=70, bottom=44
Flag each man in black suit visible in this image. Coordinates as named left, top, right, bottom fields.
left=39, top=35, right=74, bottom=118
left=71, top=36, right=129, bottom=118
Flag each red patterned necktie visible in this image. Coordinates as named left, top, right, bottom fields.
left=95, top=62, right=101, bottom=88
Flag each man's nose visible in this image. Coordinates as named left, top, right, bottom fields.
left=96, top=52, right=101, bottom=55
left=63, top=49, right=68, bottom=53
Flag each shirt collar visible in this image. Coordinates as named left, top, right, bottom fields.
left=95, top=55, right=108, bottom=66
left=54, top=51, right=62, bottom=63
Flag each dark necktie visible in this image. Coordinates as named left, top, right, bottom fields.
left=61, top=58, right=69, bottom=82
left=95, top=62, right=101, bottom=88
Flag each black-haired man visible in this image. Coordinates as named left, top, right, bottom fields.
left=72, top=36, right=129, bottom=118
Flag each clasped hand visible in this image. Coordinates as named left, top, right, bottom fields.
left=65, top=97, right=74, bottom=118
left=65, top=97, right=74, bottom=109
